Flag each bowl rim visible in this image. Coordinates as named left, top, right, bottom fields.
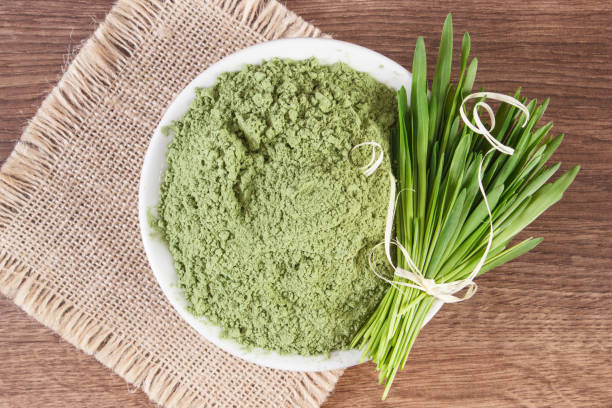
left=138, top=37, right=442, bottom=372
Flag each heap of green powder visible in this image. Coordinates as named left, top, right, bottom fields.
left=156, top=58, right=397, bottom=355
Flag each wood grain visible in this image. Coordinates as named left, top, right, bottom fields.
left=1, top=0, right=611, bottom=407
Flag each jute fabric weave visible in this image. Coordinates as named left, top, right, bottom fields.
left=0, top=0, right=342, bottom=406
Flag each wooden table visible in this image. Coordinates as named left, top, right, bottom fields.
left=1, top=1, right=611, bottom=406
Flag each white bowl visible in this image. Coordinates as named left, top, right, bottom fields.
left=138, top=38, right=442, bottom=372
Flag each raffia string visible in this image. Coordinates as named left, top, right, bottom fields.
left=362, top=92, right=530, bottom=303
left=350, top=141, right=385, bottom=177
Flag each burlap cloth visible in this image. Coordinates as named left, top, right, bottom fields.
left=0, top=0, right=344, bottom=406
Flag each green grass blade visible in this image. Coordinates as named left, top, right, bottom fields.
left=429, top=14, right=453, bottom=139
left=460, top=32, right=471, bottom=75
left=410, top=36, right=430, bottom=251
left=479, top=237, right=543, bottom=275
left=462, top=58, right=478, bottom=95
left=517, top=162, right=561, bottom=199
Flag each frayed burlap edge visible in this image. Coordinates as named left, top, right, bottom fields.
left=0, top=0, right=341, bottom=407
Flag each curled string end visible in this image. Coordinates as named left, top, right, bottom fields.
left=350, top=141, right=384, bottom=177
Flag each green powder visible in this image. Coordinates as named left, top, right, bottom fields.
left=156, top=58, right=396, bottom=355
